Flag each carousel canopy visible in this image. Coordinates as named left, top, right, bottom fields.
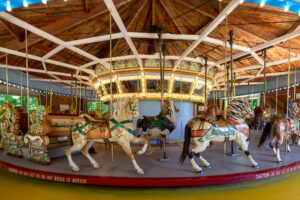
left=0, top=0, right=300, bottom=102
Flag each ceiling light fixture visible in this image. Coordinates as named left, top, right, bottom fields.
left=23, top=0, right=28, bottom=8
left=284, top=4, right=289, bottom=12
left=6, top=1, right=12, bottom=12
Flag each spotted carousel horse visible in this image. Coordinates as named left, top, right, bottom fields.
left=0, top=102, right=22, bottom=156
left=136, top=99, right=180, bottom=145
left=180, top=99, right=258, bottom=174
left=65, top=97, right=151, bottom=174
left=258, top=100, right=300, bottom=163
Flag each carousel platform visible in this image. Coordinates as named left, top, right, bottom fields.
left=0, top=130, right=300, bottom=187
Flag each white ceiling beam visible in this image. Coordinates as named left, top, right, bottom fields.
left=65, top=33, right=123, bottom=46
left=0, top=12, right=110, bottom=70
left=173, top=0, right=240, bottom=71
left=104, top=0, right=144, bottom=71
left=42, top=46, right=65, bottom=60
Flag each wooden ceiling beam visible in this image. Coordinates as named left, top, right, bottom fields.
left=104, top=0, right=144, bottom=71
left=0, top=19, right=24, bottom=42
left=175, top=0, right=299, bottom=57
left=152, top=0, right=156, bottom=25
left=173, top=0, right=240, bottom=71
left=0, top=0, right=132, bottom=59
left=0, top=12, right=110, bottom=71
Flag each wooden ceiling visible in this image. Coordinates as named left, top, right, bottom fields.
left=0, top=0, right=300, bottom=87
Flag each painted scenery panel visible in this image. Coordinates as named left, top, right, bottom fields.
left=105, top=82, right=118, bottom=94
left=173, top=81, right=191, bottom=94
left=146, top=80, right=168, bottom=93
left=121, top=80, right=141, bottom=93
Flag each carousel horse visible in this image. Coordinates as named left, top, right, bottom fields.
left=24, top=106, right=52, bottom=163
left=250, top=106, right=274, bottom=131
left=180, top=99, right=258, bottom=174
left=0, top=102, right=22, bottom=156
left=65, top=97, right=151, bottom=174
left=136, top=99, right=180, bottom=145
left=258, top=99, right=300, bottom=163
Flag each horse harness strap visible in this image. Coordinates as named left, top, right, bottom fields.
left=110, top=119, right=136, bottom=136
left=72, top=122, right=89, bottom=136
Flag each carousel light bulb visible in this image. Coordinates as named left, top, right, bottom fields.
left=260, top=0, right=265, bottom=7
left=239, top=0, right=244, bottom=4
left=6, top=1, right=12, bottom=12
left=42, top=0, right=47, bottom=5
left=23, top=0, right=28, bottom=7
left=284, top=5, right=289, bottom=12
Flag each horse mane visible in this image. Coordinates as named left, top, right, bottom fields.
left=226, top=99, right=246, bottom=120
left=112, top=98, right=130, bottom=119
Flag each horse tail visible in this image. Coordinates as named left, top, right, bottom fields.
left=258, top=121, right=275, bottom=147
left=180, top=124, right=191, bottom=165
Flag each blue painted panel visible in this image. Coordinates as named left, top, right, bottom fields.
left=0, top=1, right=51, bottom=12
left=135, top=100, right=193, bottom=143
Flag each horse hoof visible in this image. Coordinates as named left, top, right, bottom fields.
left=276, top=160, right=282, bottom=164
left=93, top=163, right=100, bottom=169
left=196, top=170, right=203, bottom=174
left=205, top=165, right=211, bottom=169
left=72, top=167, right=80, bottom=172
left=137, top=169, right=144, bottom=175
left=253, top=165, right=259, bottom=169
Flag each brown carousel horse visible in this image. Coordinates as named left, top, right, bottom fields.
left=250, top=106, right=274, bottom=131
left=180, top=99, right=258, bottom=174
left=0, top=102, right=13, bottom=149
left=258, top=99, right=300, bottom=163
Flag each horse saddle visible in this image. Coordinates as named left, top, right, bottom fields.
left=148, top=114, right=164, bottom=126
left=86, top=121, right=111, bottom=140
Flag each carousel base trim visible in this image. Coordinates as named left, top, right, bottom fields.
left=0, top=159, right=299, bottom=187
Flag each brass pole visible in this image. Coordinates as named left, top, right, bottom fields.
left=294, top=65, right=297, bottom=100
left=109, top=9, right=114, bottom=167
left=50, top=80, right=53, bottom=111
left=5, top=54, right=9, bottom=102
left=70, top=73, right=73, bottom=111
left=286, top=39, right=291, bottom=154
left=79, top=72, right=82, bottom=113
left=229, top=30, right=234, bottom=98
left=75, top=78, right=78, bottom=114
left=263, top=48, right=267, bottom=107
left=20, top=71, right=23, bottom=108
left=276, top=76, right=278, bottom=114
left=204, top=56, right=208, bottom=109
left=25, top=30, right=30, bottom=116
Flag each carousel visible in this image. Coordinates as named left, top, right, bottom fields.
left=1, top=0, right=300, bottom=187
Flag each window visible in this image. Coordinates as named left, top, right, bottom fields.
left=0, top=94, right=37, bottom=112
left=88, top=102, right=108, bottom=114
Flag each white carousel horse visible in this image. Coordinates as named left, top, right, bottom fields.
left=136, top=99, right=180, bottom=145
left=180, top=99, right=258, bottom=174
left=65, top=97, right=151, bottom=174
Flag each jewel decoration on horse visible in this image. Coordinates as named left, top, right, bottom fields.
left=180, top=99, right=258, bottom=174
left=66, top=97, right=151, bottom=175
left=0, top=102, right=22, bottom=157
left=24, top=105, right=51, bottom=164
left=258, top=99, right=300, bottom=163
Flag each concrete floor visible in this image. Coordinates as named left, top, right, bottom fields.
left=1, top=130, right=300, bottom=177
